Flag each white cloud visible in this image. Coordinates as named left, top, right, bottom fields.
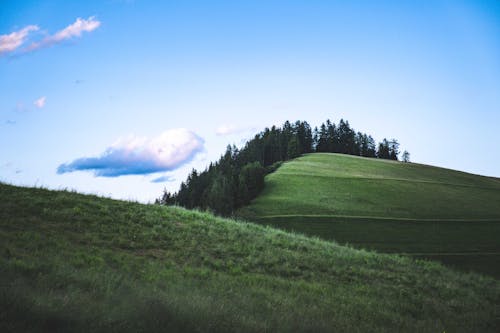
left=58, top=129, right=205, bottom=177
left=34, top=96, right=46, bottom=108
left=52, top=16, right=100, bottom=41
left=0, top=25, right=39, bottom=55
left=1, top=17, right=100, bottom=56
left=27, top=16, right=101, bottom=52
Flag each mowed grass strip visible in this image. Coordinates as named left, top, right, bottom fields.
left=1, top=183, right=499, bottom=332
left=237, top=153, right=500, bottom=277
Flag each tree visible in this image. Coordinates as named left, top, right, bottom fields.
left=303, top=121, right=313, bottom=154
left=402, top=150, right=410, bottom=163
left=287, top=135, right=301, bottom=159
left=377, top=139, right=391, bottom=159
left=312, top=126, right=319, bottom=151
left=158, top=189, right=175, bottom=205
left=388, top=139, right=400, bottom=160
left=316, top=123, right=329, bottom=152
left=366, top=135, right=377, bottom=157
left=337, top=119, right=355, bottom=154
left=354, top=132, right=363, bottom=156
left=206, top=173, right=234, bottom=215
left=326, top=120, right=337, bottom=152
left=238, top=162, right=265, bottom=204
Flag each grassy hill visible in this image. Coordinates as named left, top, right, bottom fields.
left=237, top=153, right=500, bottom=278
left=1, top=183, right=499, bottom=332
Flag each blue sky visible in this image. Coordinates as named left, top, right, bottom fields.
left=1, top=0, right=499, bottom=202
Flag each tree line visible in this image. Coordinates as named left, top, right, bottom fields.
left=156, top=119, right=405, bottom=215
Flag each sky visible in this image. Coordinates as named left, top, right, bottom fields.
left=1, top=0, right=499, bottom=202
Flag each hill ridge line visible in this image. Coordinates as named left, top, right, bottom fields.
left=398, top=252, right=500, bottom=256
left=257, top=214, right=500, bottom=222
left=276, top=173, right=500, bottom=189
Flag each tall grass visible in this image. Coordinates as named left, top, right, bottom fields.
left=1, top=183, right=499, bottom=332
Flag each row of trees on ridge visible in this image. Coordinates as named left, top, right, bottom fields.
left=157, top=119, right=405, bottom=215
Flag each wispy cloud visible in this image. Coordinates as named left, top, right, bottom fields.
left=33, top=96, right=46, bottom=108
left=216, top=124, right=254, bottom=136
left=14, top=96, right=45, bottom=112
left=57, top=129, right=205, bottom=177
left=27, top=16, right=100, bottom=52
left=0, top=25, right=39, bottom=55
left=0, top=17, right=100, bottom=56
left=151, top=175, right=175, bottom=183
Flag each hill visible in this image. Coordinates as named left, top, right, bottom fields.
left=158, top=118, right=402, bottom=216
left=237, top=153, right=500, bottom=277
left=1, top=183, right=499, bottom=332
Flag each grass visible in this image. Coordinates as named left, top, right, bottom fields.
left=237, top=153, right=500, bottom=277
left=1, top=182, right=499, bottom=332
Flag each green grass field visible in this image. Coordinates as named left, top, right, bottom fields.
left=237, top=153, right=500, bottom=278
left=1, top=183, right=499, bottom=332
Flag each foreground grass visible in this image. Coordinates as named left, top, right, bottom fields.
left=1, top=183, right=499, bottom=332
left=237, top=153, right=500, bottom=277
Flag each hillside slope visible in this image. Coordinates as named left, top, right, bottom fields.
left=1, top=183, right=499, bottom=332
left=237, top=153, right=500, bottom=277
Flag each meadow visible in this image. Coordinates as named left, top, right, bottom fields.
left=1, top=183, right=499, bottom=332
left=237, top=153, right=500, bottom=277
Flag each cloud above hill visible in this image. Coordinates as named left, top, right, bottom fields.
left=0, top=25, right=39, bottom=55
left=27, top=16, right=100, bottom=52
left=57, top=129, right=204, bottom=177
left=0, top=16, right=100, bottom=56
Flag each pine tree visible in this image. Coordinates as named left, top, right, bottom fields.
left=377, top=139, right=391, bottom=159
left=389, top=139, right=400, bottom=160
left=316, top=123, right=328, bottom=152
left=287, top=135, right=301, bottom=159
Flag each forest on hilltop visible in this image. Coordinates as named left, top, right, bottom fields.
left=157, top=119, right=405, bottom=215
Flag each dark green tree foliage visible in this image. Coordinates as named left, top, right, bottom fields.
left=287, top=135, right=301, bottom=159
left=376, top=138, right=400, bottom=160
left=377, top=139, right=391, bottom=159
left=388, top=139, right=400, bottom=160
left=158, top=119, right=402, bottom=215
left=159, top=121, right=313, bottom=215
left=313, top=119, right=393, bottom=159
left=238, top=162, right=266, bottom=205
left=315, top=123, right=329, bottom=152
left=206, top=173, right=234, bottom=216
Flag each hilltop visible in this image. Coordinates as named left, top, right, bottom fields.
left=237, top=153, right=500, bottom=277
left=1, top=182, right=499, bottom=332
left=158, top=118, right=403, bottom=216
